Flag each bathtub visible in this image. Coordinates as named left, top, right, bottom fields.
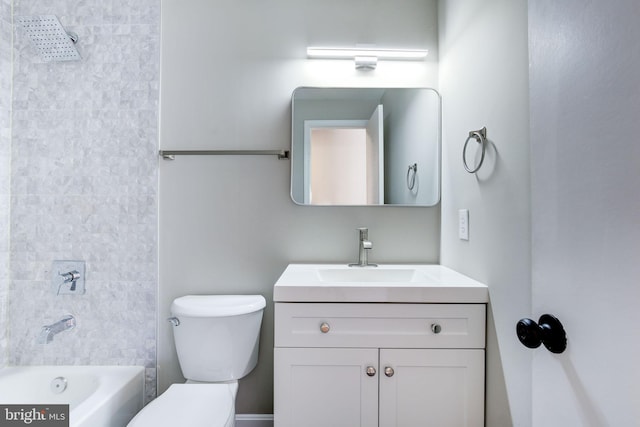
left=0, top=365, right=145, bottom=427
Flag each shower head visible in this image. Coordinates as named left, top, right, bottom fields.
left=16, top=15, right=81, bottom=62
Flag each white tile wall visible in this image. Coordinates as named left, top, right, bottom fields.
left=0, top=0, right=12, bottom=369
left=8, top=0, right=160, bottom=400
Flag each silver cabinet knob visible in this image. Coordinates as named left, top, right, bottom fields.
left=320, top=322, right=330, bottom=333
left=384, top=366, right=394, bottom=377
left=431, top=323, right=442, bottom=334
left=366, top=366, right=376, bottom=377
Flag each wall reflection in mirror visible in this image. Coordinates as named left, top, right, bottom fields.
left=291, top=87, right=440, bottom=206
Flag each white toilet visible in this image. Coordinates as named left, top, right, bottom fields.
left=128, top=294, right=266, bottom=427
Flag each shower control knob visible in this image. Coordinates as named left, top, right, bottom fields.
left=384, top=367, right=395, bottom=377
left=366, top=366, right=376, bottom=377
left=431, top=323, right=442, bottom=334
left=320, top=322, right=330, bottom=333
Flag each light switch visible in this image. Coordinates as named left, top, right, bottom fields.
left=459, top=209, right=469, bottom=240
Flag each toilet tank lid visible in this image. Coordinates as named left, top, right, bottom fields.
left=171, top=295, right=266, bottom=317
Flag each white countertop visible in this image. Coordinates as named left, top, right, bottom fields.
left=273, top=263, right=489, bottom=303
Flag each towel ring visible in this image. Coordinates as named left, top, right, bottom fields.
left=463, top=127, right=487, bottom=174
left=406, top=163, right=417, bottom=190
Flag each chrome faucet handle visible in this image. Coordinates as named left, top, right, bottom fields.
left=357, top=227, right=369, bottom=240
left=60, top=270, right=80, bottom=283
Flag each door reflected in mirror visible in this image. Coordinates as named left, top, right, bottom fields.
left=291, top=87, right=440, bottom=206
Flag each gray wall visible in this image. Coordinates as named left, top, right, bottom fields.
left=530, top=1, right=640, bottom=425
left=6, top=0, right=160, bottom=400
left=159, top=0, right=440, bottom=414
left=438, top=0, right=531, bottom=425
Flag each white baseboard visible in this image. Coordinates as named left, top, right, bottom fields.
left=235, top=414, right=274, bottom=427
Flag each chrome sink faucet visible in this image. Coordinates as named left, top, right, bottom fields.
left=38, top=315, right=76, bottom=344
left=349, top=227, right=378, bottom=267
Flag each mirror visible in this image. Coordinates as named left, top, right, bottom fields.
left=291, top=87, right=440, bottom=206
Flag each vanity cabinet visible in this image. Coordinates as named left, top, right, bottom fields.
left=274, top=302, right=486, bottom=427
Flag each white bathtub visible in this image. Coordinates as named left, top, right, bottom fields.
left=0, top=365, right=145, bottom=427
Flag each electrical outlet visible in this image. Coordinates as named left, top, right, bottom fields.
left=459, top=209, right=469, bottom=241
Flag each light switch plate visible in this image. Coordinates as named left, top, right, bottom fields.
left=459, top=209, right=469, bottom=240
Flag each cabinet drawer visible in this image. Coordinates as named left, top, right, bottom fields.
left=274, top=303, right=486, bottom=349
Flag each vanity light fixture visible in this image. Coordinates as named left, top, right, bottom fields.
left=306, top=47, right=428, bottom=70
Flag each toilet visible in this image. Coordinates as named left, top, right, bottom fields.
left=128, top=294, right=266, bottom=427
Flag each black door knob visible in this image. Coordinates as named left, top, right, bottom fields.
left=516, top=314, right=567, bottom=354
left=516, top=318, right=541, bottom=348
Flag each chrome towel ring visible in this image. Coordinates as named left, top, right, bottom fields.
left=463, top=127, right=487, bottom=173
left=406, top=163, right=417, bottom=190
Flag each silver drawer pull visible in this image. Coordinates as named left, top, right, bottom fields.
left=320, top=322, right=330, bottom=333
left=366, top=366, right=376, bottom=377
left=384, top=366, right=394, bottom=377
left=431, top=323, right=442, bottom=334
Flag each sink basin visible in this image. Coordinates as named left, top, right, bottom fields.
left=274, top=264, right=488, bottom=303
left=317, top=268, right=429, bottom=283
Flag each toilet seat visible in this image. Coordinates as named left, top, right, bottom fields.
left=127, top=383, right=235, bottom=427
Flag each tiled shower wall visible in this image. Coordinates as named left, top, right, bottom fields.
left=8, top=0, right=160, bottom=397
left=0, top=0, right=11, bottom=368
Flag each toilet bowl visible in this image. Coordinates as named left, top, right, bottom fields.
left=127, top=295, right=266, bottom=427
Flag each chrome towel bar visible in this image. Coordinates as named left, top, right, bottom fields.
left=159, top=149, right=290, bottom=160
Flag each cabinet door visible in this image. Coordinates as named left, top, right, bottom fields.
left=274, top=347, right=378, bottom=427
left=379, top=349, right=485, bottom=427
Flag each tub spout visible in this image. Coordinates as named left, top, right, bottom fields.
left=38, top=315, right=76, bottom=344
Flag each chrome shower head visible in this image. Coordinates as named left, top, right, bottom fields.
left=16, top=15, right=81, bottom=62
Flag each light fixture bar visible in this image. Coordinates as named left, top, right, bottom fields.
left=307, top=47, right=428, bottom=60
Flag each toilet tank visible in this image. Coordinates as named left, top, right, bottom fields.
left=170, top=295, right=266, bottom=382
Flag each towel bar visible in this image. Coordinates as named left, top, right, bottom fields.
left=159, top=149, right=290, bottom=160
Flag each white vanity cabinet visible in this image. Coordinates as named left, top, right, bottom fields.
left=274, top=302, right=486, bottom=427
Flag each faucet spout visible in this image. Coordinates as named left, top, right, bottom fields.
left=349, top=227, right=378, bottom=267
left=38, top=327, right=52, bottom=344
left=38, top=315, right=76, bottom=344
